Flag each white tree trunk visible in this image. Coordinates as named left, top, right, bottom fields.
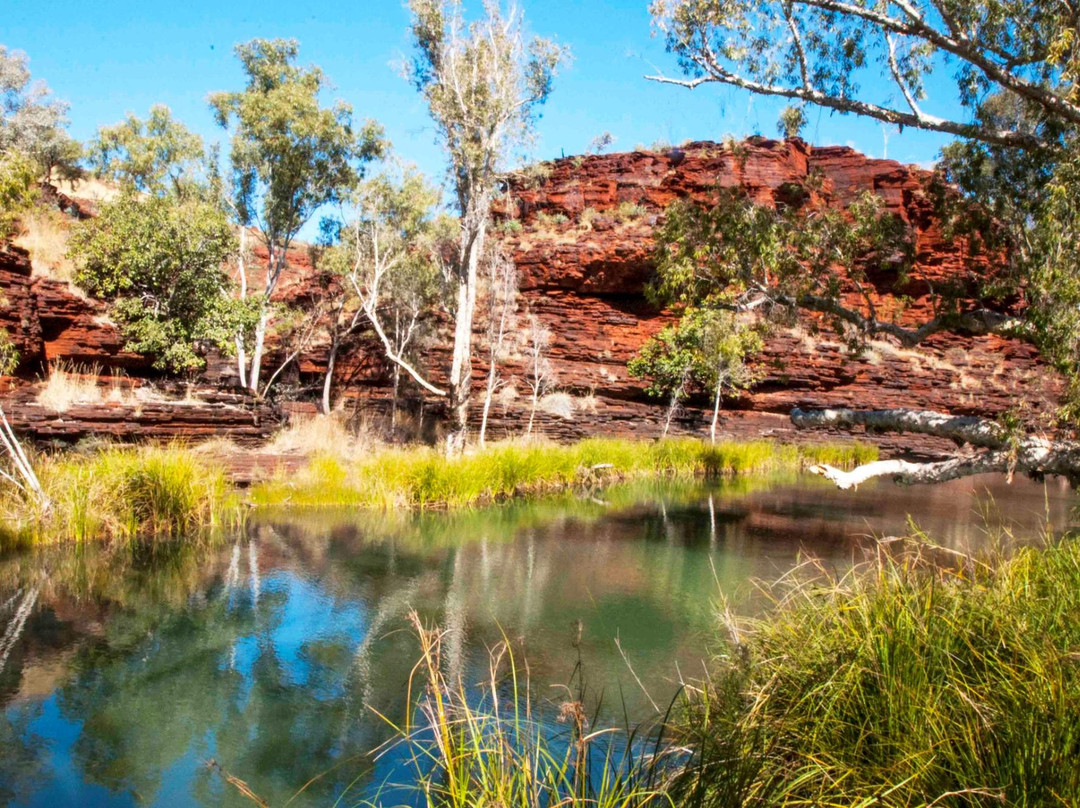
left=526, top=386, right=539, bottom=438
left=662, top=390, right=679, bottom=437
left=444, top=222, right=484, bottom=457
left=790, top=407, right=1080, bottom=488
left=321, top=336, right=338, bottom=416
left=391, top=364, right=402, bottom=433
left=479, top=361, right=498, bottom=448
left=235, top=335, right=248, bottom=390
left=235, top=226, right=250, bottom=388
left=248, top=308, right=269, bottom=395
left=710, top=381, right=723, bottom=445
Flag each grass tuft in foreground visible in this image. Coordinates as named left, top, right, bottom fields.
left=359, top=611, right=674, bottom=808
left=3, top=444, right=239, bottom=545
left=250, top=437, right=877, bottom=510
left=671, top=534, right=1080, bottom=806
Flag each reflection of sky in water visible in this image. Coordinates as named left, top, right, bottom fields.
left=0, top=474, right=1076, bottom=807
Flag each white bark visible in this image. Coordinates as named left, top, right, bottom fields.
left=790, top=407, right=1080, bottom=488
left=523, top=311, right=552, bottom=440
left=0, top=405, right=50, bottom=512
left=710, top=381, right=722, bottom=445
left=235, top=226, right=249, bottom=389
left=321, top=335, right=338, bottom=415
left=648, top=0, right=1076, bottom=150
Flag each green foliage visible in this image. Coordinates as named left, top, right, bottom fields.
left=496, top=217, right=524, bottom=235
left=628, top=320, right=702, bottom=404
left=0, top=327, right=19, bottom=374
left=69, top=194, right=238, bottom=372
left=0, top=149, right=38, bottom=239
left=88, top=104, right=206, bottom=195
left=651, top=0, right=1079, bottom=150
left=616, top=201, right=647, bottom=221
left=651, top=187, right=914, bottom=350
left=0, top=45, right=81, bottom=181
left=318, top=167, right=443, bottom=346
left=629, top=310, right=762, bottom=405
left=536, top=210, right=569, bottom=228
left=209, top=38, right=384, bottom=245
left=407, top=1, right=566, bottom=212
left=777, top=105, right=806, bottom=138
left=675, top=534, right=1080, bottom=805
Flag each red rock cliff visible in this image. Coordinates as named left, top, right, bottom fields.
left=0, top=139, right=1059, bottom=453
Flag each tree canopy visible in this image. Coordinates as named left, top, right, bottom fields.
left=0, top=45, right=81, bottom=182
left=88, top=105, right=206, bottom=196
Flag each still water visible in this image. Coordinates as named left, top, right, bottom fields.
left=0, top=473, right=1075, bottom=806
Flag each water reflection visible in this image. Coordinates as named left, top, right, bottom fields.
left=0, top=473, right=1075, bottom=806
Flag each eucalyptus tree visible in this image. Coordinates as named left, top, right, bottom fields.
left=648, top=0, right=1080, bottom=485
left=0, top=45, right=81, bottom=182
left=210, top=38, right=384, bottom=395
left=402, top=0, right=566, bottom=455
left=89, top=105, right=205, bottom=196
left=317, top=167, right=443, bottom=417
left=648, top=0, right=1080, bottom=150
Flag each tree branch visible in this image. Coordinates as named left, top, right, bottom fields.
left=791, top=407, right=1080, bottom=488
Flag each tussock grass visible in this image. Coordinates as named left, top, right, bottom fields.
left=12, top=206, right=77, bottom=281
left=2, top=444, right=238, bottom=545
left=36, top=362, right=107, bottom=411
left=36, top=361, right=146, bottom=412
left=361, top=611, right=674, bottom=808
left=671, top=533, right=1080, bottom=806
left=266, top=413, right=373, bottom=460
left=250, top=437, right=876, bottom=510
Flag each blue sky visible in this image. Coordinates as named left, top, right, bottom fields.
left=7, top=0, right=957, bottom=188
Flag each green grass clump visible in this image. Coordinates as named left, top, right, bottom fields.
left=5, top=444, right=237, bottom=544
left=673, top=536, right=1080, bottom=806
left=251, top=438, right=876, bottom=511
left=361, top=612, right=672, bottom=808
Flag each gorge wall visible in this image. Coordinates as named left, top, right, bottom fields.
left=0, top=138, right=1059, bottom=455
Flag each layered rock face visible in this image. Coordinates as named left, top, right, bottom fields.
left=472, top=139, right=1057, bottom=452
left=0, top=139, right=1059, bottom=453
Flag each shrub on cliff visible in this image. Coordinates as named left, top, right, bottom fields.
left=69, top=193, right=240, bottom=373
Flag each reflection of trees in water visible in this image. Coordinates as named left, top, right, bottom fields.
left=0, top=705, right=48, bottom=805
left=4, top=476, right=1064, bottom=806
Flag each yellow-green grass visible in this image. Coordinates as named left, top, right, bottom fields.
left=249, top=437, right=877, bottom=510
left=1, top=444, right=240, bottom=546
left=1, top=437, right=874, bottom=545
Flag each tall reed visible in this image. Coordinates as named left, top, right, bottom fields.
left=363, top=611, right=675, bottom=808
